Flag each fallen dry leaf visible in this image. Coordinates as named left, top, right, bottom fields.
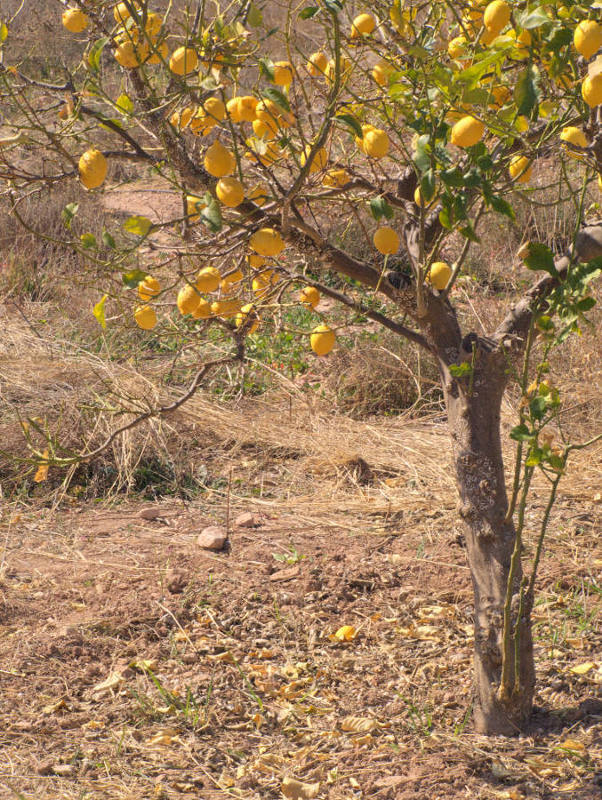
left=92, top=671, right=125, bottom=696
left=281, top=776, right=320, bottom=800
left=330, top=625, right=357, bottom=642
left=341, top=715, right=378, bottom=733
left=569, top=661, right=596, bottom=676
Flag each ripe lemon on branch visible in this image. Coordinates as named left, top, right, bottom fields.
left=62, top=8, right=89, bottom=32
left=134, top=305, right=157, bottom=330
left=427, top=262, right=452, bottom=290
left=373, top=226, right=400, bottom=255
left=310, top=324, right=336, bottom=356
left=250, top=228, right=285, bottom=257
left=79, top=148, right=107, bottom=189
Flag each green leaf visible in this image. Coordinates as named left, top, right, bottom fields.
left=335, top=113, right=363, bottom=138
left=88, top=37, right=109, bottom=73
left=514, top=65, right=541, bottom=117
left=299, top=6, right=320, bottom=19
left=93, top=295, right=108, bottom=329
left=369, top=197, right=394, bottom=221
left=449, top=362, right=473, bottom=378
left=420, top=170, right=436, bottom=202
left=247, top=2, right=263, bottom=25
left=324, top=0, right=343, bottom=12
left=116, top=93, right=134, bottom=114
left=536, top=314, right=555, bottom=332
left=576, top=296, right=596, bottom=312
left=510, top=424, right=533, bottom=443
left=440, top=167, right=464, bottom=187
left=522, top=242, right=557, bottom=276
left=459, top=224, right=480, bottom=243
left=261, top=86, right=290, bottom=113
left=518, top=8, right=551, bottom=29
left=201, top=192, right=222, bottom=233
left=102, top=230, right=116, bottom=249
left=123, top=215, right=153, bottom=237
left=529, top=396, right=548, bottom=421
left=525, top=448, right=542, bottom=467
left=122, top=268, right=148, bottom=288
left=62, top=202, right=79, bottom=229
left=0, top=21, right=8, bottom=44
left=80, top=233, right=97, bottom=249
left=258, top=57, right=275, bottom=81
left=489, top=195, right=516, bottom=221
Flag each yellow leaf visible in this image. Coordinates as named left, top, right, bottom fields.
left=330, top=625, right=356, bottom=642
left=148, top=730, right=180, bottom=746
left=281, top=777, right=320, bottom=800
left=557, top=738, right=586, bottom=753
left=252, top=712, right=263, bottom=729
left=34, top=449, right=50, bottom=483
left=130, top=658, right=158, bottom=672
left=82, top=719, right=105, bottom=730
left=569, top=661, right=596, bottom=675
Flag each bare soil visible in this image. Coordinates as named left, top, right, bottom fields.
left=0, top=487, right=600, bottom=800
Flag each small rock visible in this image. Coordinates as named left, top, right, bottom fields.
left=197, top=526, right=228, bottom=551
left=139, top=507, right=162, bottom=520
left=234, top=512, right=259, bottom=528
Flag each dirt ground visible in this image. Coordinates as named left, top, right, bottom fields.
left=0, top=486, right=600, bottom=800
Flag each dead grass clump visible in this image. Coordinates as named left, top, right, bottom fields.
left=316, top=333, right=442, bottom=419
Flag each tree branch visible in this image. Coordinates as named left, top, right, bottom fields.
left=493, top=223, right=602, bottom=347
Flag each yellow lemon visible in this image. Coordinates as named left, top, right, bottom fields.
left=582, top=72, right=602, bottom=108
left=483, top=0, right=510, bottom=35
left=79, top=148, right=107, bottom=189
left=114, top=41, right=143, bottom=68
left=272, top=61, right=294, bottom=86
left=373, top=226, right=400, bottom=255
left=146, top=40, right=168, bottom=65
left=177, top=284, right=201, bottom=315
left=509, top=155, right=532, bottom=183
left=204, top=140, right=235, bottom=177
left=248, top=183, right=269, bottom=206
left=300, top=145, right=328, bottom=173
left=325, top=56, right=352, bottom=81
left=114, top=1, right=140, bottom=23
left=560, top=126, right=588, bottom=159
left=196, top=266, right=221, bottom=293
left=134, top=305, right=157, bottom=330
left=216, top=177, right=244, bottom=208
left=221, top=269, right=244, bottom=294
left=448, top=35, right=468, bottom=59
left=62, top=8, right=89, bottom=32
left=247, top=253, right=266, bottom=269
left=372, top=59, right=395, bottom=86
left=351, top=12, right=376, bottom=38
left=170, top=106, right=194, bottom=130
left=226, top=97, right=245, bottom=123
left=138, top=276, right=161, bottom=301
left=574, top=20, right=602, bottom=60
left=363, top=128, right=390, bottom=158
left=169, top=46, right=198, bottom=76
left=210, top=298, right=242, bottom=319
left=322, top=168, right=350, bottom=187
left=310, top=324, right=336, bottom=356
left=255, top=99, right=294, bottom=130
left=250, top=228, right=285, bottom=257
left=414, top=186, right=436, bottom=208
left=427, top=261, right=452, bottom=290
left=252, top=118, right=277, bottom=139
left=307, top=51, right=328, bottom=77
left=451, top=115, right=484, bottom=147
left=299, top=286, right=320, bottom=309
left=192, top=298, right=211, bottom=319
left=235, top=304, right=259, bottom=334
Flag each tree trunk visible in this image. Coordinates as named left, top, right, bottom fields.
left=445, top=358, right=535, bottom=735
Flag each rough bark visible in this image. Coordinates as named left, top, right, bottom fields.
left=444, top=352, right=535, bottom=735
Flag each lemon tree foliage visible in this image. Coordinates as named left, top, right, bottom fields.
left=0, top=0, right=601, bottom=735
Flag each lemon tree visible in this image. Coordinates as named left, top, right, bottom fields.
left=1, top=0, right=601, bottom=735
